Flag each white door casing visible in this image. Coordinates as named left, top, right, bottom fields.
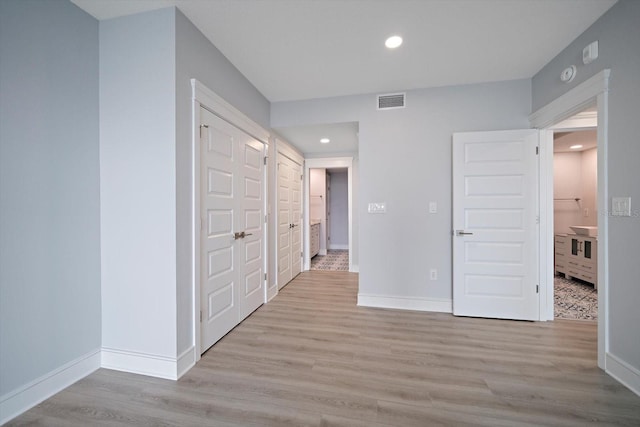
left=200, top=108, right=265, bottom=352
left=453, top=129, right=540, bottom=321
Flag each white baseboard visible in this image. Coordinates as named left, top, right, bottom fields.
left=0, top=348, right=101, bottom=425
left=350, top=264, right=359, bottom=273
left=606, top=352, right=640, bottom=397
left=357, top=293, right=452, bottom=313
left=328, top=244, right=348, bottom=250
left=101, top=347, right=182, bottom=380
left=176, top=346, right=196, bottom=380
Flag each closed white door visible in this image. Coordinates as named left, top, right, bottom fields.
left=290, top=160, right=302, bottom=278
left=277, top=156, right=292, bottom=287
left=452, top=129, right=540, bottom=320
left=277, top=154, right=302, bottom=289
left=200, top=108, right=265, bottom=352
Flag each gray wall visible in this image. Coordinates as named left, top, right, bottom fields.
left=329, top=171, right=349, bottom=247
left=0, top=0, right=101, bottom=395
left=175, top=8, right=271, bottom=355
left=100, top=8, right=177, bottom=358
left=532, top=0, right=640, bottom=370
left=272, top=79, right=531, bottom=301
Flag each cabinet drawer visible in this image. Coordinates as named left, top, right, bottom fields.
left=580, top=262, right=596, bottom=272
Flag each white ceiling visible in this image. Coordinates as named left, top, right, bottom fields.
left=73, top=0, right=616, bottom=103
left=274, top=122, right=359, bottom=155
left=554, top=129, right=597, bottom=153
left=72, top=0, right=615, bottom=155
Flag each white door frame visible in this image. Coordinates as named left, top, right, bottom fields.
left=530, top=69, right=610, bottom=369
left=191, top=79, right=270, bottom=360
left=304, top=157, right=354, bottom=272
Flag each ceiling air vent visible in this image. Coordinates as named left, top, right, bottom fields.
left=377, top=93, right=405, bottom=110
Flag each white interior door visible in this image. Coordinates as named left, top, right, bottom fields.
left=290, top=160, right=302, bottom=277
left=277, top=156, right=292, bottom=288
left=200, top=108, right=265, bottom=352
left=452, top=129, right=540, bottom=320
left=277, top=154, right=302, bottom=289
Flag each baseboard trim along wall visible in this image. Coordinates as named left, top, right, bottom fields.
left=328, top=244, right=349, bottom=250
left=357, top=293, right=452, bottom=313
left=0, top=349, right=101, bottom=425
left=101, top=347, right=194, bottom=381
left=606, top=352, right=640, bottom=397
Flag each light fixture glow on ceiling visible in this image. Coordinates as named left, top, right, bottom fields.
left=570, top=144, right=583, bottom=149
left=385, top=35, right=403, bottom=49
left=320, top=138, right=330, bottom=144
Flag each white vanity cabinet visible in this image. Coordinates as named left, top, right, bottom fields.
left=555, top=233, right=597, bottom=288
left=310, top=223, right=320, bottom=258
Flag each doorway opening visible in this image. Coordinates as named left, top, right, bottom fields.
left=304, top=157, right=354, bottom=273
left=532, top=69, right=609, bottom=368
left=309, top=167, right=349, bottom=271
left=551, top=107, right=598, bottom=321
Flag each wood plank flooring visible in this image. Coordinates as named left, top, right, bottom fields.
left=9, top=271, right=640, bottom=426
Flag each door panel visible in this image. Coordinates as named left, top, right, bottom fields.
left=277, top=153, right=303, bottom=289
left=277, top=158, right=292, bottom=287
left=200, top=108, right=265, bottom=353
left=290, top=160, right=302, bottom=277
left=453, top=129, right=539, bottom=321
left=201, top=110, right=239, bottom=350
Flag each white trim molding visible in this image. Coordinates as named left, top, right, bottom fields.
left=0, top=349, right=101, bottom=425
left=530, top=69, right=610, bottom=369
left=357, top=293, right=452, bottom=313
left=606, top=353, right=640, bottom=397
left=101, top=348, right=190, bottom=381
left=530, top=70, right=610, bottom=129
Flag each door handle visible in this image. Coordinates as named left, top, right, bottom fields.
left=456, top=230, right=473, bottom=236
left=244, top=232, right=253, bottom=237
left=291, top=223, right=298, bottom=228
left=234, top=231, right=244, bottom=240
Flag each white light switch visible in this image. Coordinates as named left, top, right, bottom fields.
left=368, top=202, right=386, bottom=214
left=429, top=202, right=437, bottom=214
left=612, top=197, right=631, bottom=217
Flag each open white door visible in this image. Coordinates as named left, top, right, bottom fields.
left=452, top=129, right=540, bottom=320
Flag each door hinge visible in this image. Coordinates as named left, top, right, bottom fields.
left=265, top=214, right=268, bottom=223
left=300, top=174, right=303, bottom=181
left=536, top=146, right=539, bottom=155
left=200, top=310, right=203, bottom=322
left=301, top=251, right=303, bottom=258
left=264, top=156, right=268, bottom=165
left=264, top=273, right=267, bottom=281
left=536, top=285, right=539, bottom=293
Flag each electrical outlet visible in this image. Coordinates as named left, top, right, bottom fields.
left=430, top=269, right=437, bottom=280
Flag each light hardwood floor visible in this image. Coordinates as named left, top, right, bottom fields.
left=9, top=271, right=640, bottom=426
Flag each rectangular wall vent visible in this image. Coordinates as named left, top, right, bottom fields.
left=377, top=93, right=406, bottom=110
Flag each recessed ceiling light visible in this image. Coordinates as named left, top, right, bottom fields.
left=570, top=144, right=583, bottom=149
left=385, top=35, right=403, bottom=49
left=320, top=138, right=330, bottom=144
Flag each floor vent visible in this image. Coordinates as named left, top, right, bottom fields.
left=377, top=93, right=405, bottom=110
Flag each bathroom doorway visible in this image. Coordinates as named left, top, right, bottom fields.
left=309, top=167, right=349, bottom=271
left=551, top=107, right=598, bottom=321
